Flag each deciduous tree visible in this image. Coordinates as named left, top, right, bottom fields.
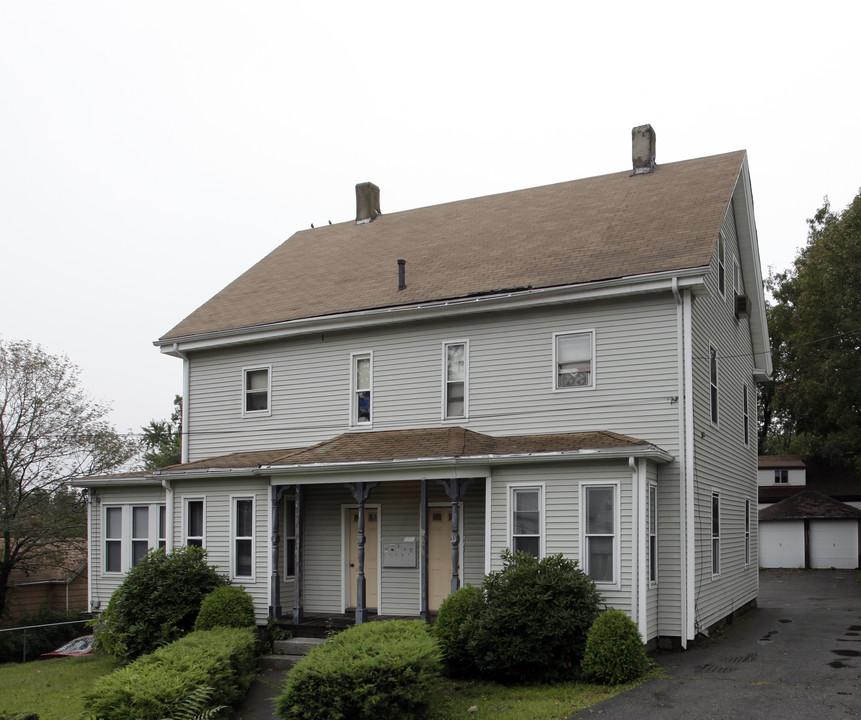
left=0, top=339, right=139, bottom=619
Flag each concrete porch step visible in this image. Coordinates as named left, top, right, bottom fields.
left=260, top=636, right=326, bottom=670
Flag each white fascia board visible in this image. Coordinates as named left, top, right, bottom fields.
left=70, top=476, right=163, bottom=488
left=732, top=156, right=773, bottom=380
left=156, top=269, right=708, bottom=355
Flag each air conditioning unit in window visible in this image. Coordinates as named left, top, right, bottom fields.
left=735, top=294, right=751, bottom=319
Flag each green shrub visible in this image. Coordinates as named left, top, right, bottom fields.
left=581, top=608, right=648, bottom=685
left=0, top=608, right=92, bottom=663
left=194, top=586, right=256, bottom=631
left=276, top=619, right=441, bottom=720
left=96, top=546, right=228, bottom=661
left=469, top=550, right=602, bottom=684
left=82, top=627, right=256, bottom=720
left=432, top=584, right=483, bottom=677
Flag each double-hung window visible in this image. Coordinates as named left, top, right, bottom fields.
left=158, top=504, right=167, bottom=549
left=744, top=499, right=751, bottom=567
left=583, top=484, right=616, bottom=584
left=554, top=330, right=595, bottom=390
left=443, top=341, right=468, bottom=420
left=243, top=367, right=270, bottom=415
left=742, top=384, right=750, bottom=445
left=648, top=484, right=658, bottom=585
left=131, top=506, right=150, bottom=566
left=709, top=344, right=719, bottom=425
left=711, top=492, right=721, bottom=576
left=351, top=353, right=372, bottom=426
left=185, top=499, right=205, bottom=547
left=233, top=496, right=254, bottom=579
left=774, top=469, right=788, bottom=484
left=510, top=486, right=542, bottom=557
left=105, top=506, right=123, bottom=573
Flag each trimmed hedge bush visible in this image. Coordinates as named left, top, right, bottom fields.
left=195, top=585, right=256, bottom=631
left=82, top=627, right=257, bottom=720
left=581, top=608, right=648, bottom=685
left=276, top=619, right=441, bottom=720
left=96, top=545, right=228, bottom=661
left=469, top=550, right=602, bottom=684
left=432, top=584, right=483, bottom=677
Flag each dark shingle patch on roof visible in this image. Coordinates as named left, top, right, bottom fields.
left=759, top=489, right=861, bottom=521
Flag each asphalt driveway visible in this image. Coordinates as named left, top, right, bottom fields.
left=572, top=569, right=861, bottom=719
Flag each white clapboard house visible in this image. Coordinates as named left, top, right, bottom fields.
left=75, top=126, right=771, bottom=649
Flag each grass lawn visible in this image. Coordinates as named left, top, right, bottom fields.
left=0, top=654, right=119, bottom=720
left=427, top=667, right=662, bottom=720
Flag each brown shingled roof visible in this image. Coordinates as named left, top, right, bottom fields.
left=759, top=489, right=861, bottom=521
left=159, top=428, right=654, bottom=471
left=161, top=151, right=745, bottom=340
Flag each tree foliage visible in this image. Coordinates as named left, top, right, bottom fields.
left=142, top=394, right=183, bottom=469
left=0, top=339, right=139, bottom=620
left=762, top=191, right=861, bottom=470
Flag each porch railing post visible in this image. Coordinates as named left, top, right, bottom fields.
left=346, top=482, right=379, bottom=625
left=293, top=485, right=304, bottom=625
left=269, top=485, right=288, bottom=619
left=420, top=479, right=429, bottom=620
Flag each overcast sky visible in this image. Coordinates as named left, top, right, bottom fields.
left=2, top=1, right=859, bottom=437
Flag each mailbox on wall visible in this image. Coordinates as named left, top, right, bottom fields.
left=382, top=538, right=417, bottom=568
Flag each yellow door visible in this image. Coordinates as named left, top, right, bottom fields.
left=348, top=509, right=378, bottom=609
left=428, top=508, right=455, bottom=611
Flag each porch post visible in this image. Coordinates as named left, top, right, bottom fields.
left=437, top=478, right=475, bottom=595
left=346, top=481, right=380, bottom=624
left=420, top=479, right=429, bottom=620
left=293, top=485, right=304, bottom=624
left=269, top=485, right=289, bottom=619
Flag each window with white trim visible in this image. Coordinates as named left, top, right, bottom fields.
left=774, top=469, right=788, bottom=484
left=711, top=492, right=721, bottom=576
left=185, top=499, right=204, bottom=547
left=131, top=506, right=150, bottom=566
left=510, top=486, right=542, bottom=557
left=233, top=496, right=254, bottom=579
left=649, top=484, right=658, bottom=585
left=105, top=506, right=123, bottom=573
left=284, top=498, right=296, bottom=578
left=243, top=367, right=270, bottom=415
left=743, top=384, right=750, bottom=445
left=351, top=353, right=372, bottom=425
left=554, top=331, right=595, bottom=390
left=584, top=484, right=616, bottom=584
left=718, top=232, right=726, bottom=297
left=744, top=498, right=751, bottom=567
left=443, top=341, right=468, bottom=419
left=709, top=344, right=719, bottom=425
left=158, top=504, right=166, bottom=549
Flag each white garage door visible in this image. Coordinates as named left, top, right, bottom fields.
left=809, top=520, right=858, bottom=569
left=760, top=520, right=804, bottom=568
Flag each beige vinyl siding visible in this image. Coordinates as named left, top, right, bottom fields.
left=302, top=485, right=347, bottom=613
left=689, top=203, right=759, bottom=632
left=89, top=485, right=166, bottom=613
left=185, top=296, right=681, bottom=462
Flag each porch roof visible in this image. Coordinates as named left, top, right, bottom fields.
left=155, top=427, right=672, bottom=477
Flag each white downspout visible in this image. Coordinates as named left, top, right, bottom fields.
left=484, top=470, right=493, bottom=575
left=629, top=456, right=639, bottom=630
left=173, top=343, right=190, bottom=464
left=683, top=288, right=696, bottom=644
left=161, top=478, right=174, bottom=552
left=672, top=277, right=689, bottom=649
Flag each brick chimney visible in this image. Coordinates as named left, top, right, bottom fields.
left=632, top=124, right=656, bottom=175
left=356, top=182, right=381, bottom=224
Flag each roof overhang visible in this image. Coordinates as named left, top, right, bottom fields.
left=156, top=268, right=708, bottom=356
left=145, top=443, right=673, bottom=483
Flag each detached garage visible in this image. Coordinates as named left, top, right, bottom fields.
left=759, top=490, right=861, bottom=569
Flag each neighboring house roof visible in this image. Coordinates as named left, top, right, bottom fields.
left=157, top=427, right=668, bottom=474
left=758, top=455, right=806, bottom=469
left=9, top=546, right=87, bottom=585
left=160, top=150, right=747, bottom=342
left=758, top=458, right=861, bottom=504
left=759, top=489, right=861, bottom=521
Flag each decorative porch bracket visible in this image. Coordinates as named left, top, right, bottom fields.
left=345, top=481, right=380, bottom=624
left=269, top=485, right=291, bottom=619
left=436, top=478, right=475, bottom=595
